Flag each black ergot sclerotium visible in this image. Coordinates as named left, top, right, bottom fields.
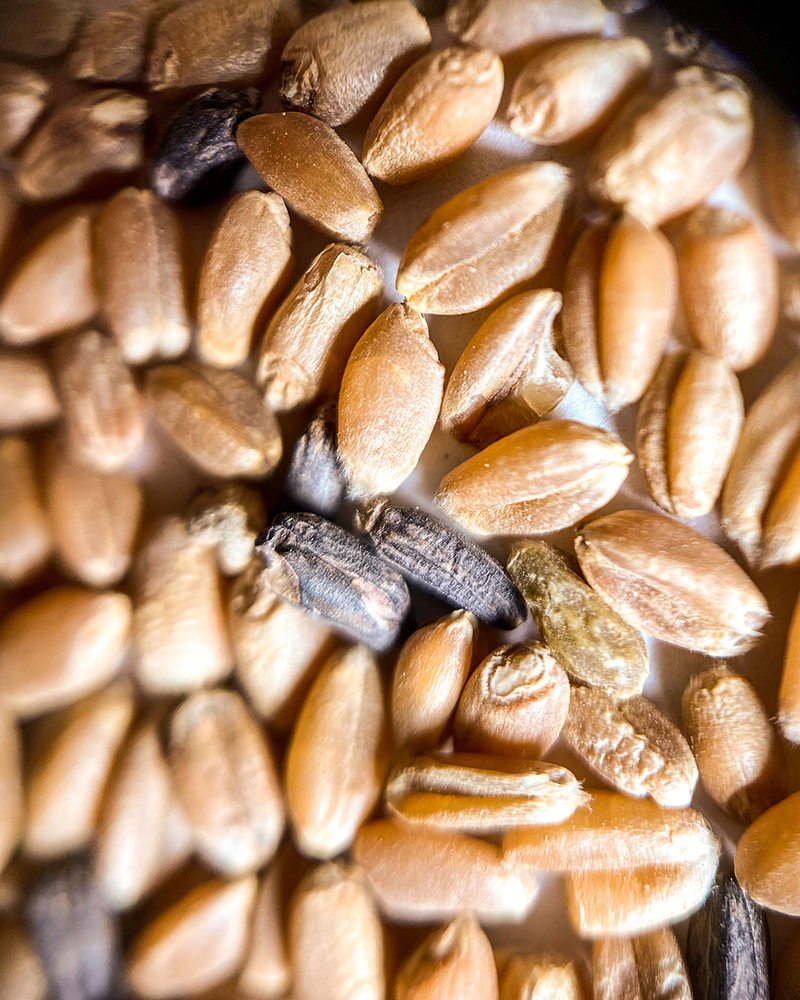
left=355, top=497, right=526, bottom=630
left=150, top=88, right=260, bottom=203
left=254, top=511, right=411, bottom=651
left=686, top=872, right=770, bottom=1000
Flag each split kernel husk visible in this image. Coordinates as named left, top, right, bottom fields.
left=759, top=101, right=800, bottom=251
left=285, top=644, right=387, bottom=860
left=0, top=435, right=52, bottom=589
left=453, top=642, right=570, bottom=759
left=436, top=419, right=632, bottom=537
left=95, top=187, right=190, bottom=365
left=445, top=0, right=607, bottom=56
left=285, top=404, right=345, bottom=518
left=354, top=819, right=539, bottom=923
left=0, top=210, right=97, bottom=346
left=507, top=540, right=648, bottom=699
left=734, top=790, right=800, bottom=915
left=146, top=363, right=282, bottom=479
left=575, top=509, right=770, bottom=656
left=588, top=67, right=753, bottom=227
left=289, top=863, right=384, bottom=1000
left=385, top=753, right=586, bottom=832
left=561, top=688, right=698, bottom=808
left=132, top=517, right=233, bottom=696
left=0, top=586, right=131, bottom=720
left=390, top=609, right=477, bottom=755
left=0, top=349, right=61, bottom=432
left=362, top=45, right=504, bottom=185
left=147, top=0, right=301, bottom=91
left=0, top=62, right=50, bottom=157
left=69, top=0, right=182, bottom=83
left=504, top=791, right=718, bottom=873
left=678, top=205, right=779, bottom=371
left=337, top=302, right=444, bottom=497
left=257, top=243, right=383, bottom=413
left=722, top=355, right=800, bottom=570
left=686, top=873, right=770, bottom=1000
left=395, top=913, right=499, bottom=1000
left=228, top=563, right=337, bottom=730
left=24, top=681, right=135, bottom=862
left=53, top=329, right=146, bottom=474
left=565, top=847, right=720, bottom=939
left=15, top=90, right=149, bottom=203
left=440, top=289, right=573, bottom=449
left=682, top=667, right=787, bottom=825
left=169, top=689, right=285, bottom=877
left=561, top=212, right=678, bottom=413
left=237, top=112, right=384, bottom=244
left=280, top=0, right=431, bottom=127
left=127, top=876, right=258, bottom=1000
left=636, top=349, right=744, bottom=519
left=395, top=161, right=571, bottom=315
left=197, top=190, right=294, bottom=370
left=507, top=37, right=652, bottom=146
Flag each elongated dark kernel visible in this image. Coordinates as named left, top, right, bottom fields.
left=150, top=88, right=259, bottom=203
left=254, top=511, right=410, bottom=651
left=355, top=498, right=526, bottom=629
left=686, top=873, right=770, bottom=1000
left=25, top=857, right=121, bottom=1000
left=285, top=404, right=345, bottom=518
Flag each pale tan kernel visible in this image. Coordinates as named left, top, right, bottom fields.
left=683, top=667, right=786, bottom=824
left=395, top=913, right=499, bottom=1000
left=197, top=191, right=294, bottom=370
left=237, top=112, right=383, bottom=244
left=454, top=643, right=569, bottom=759
left=0, top=587, right=131, bottom=720
left=285, top=645, right=387, bottom=860
left=391, top=609, right=477, bottom=755
left=337, top=302, right=444, bottom=498
left=396, top=161, right=571, bottom=315
left=507, top=37, right=651, bottom=145
left=446, top=0, right=607, bottom=56
left=24, top=681, right=135, bottom=861
left=561, top=212, right=677, bottom=413
left=588, top=67, right=753, bottom=227
left=0, top=62, right=50, bottom=157
left=147, top=0, right=301, bottom=90
left=53, top=328, right=146, bottom=475
left=281, top=0, right=431, bottom=127
left=679, top=205, right=778, bottom=370
left=169, top=689, right=285, bottom=876
left=237, top=859, right=290, bottom=1000
left=362, top=46, right=504, bottom=185
left=0, top=712, right=23, bottom=878
left=0, top=435, right=51, bottom=588
left=256, top=243, right=383, bottom=413
left=95, top=187, right=190, bottom=365
left=127, top=877, right=258, bottom=1000
left=70, top=0, right=182, bottom=82
left=575, top=509, right=769, bottom=656
left=735, top=790, right=800, bottom=915
left=0, top=349, right=60, bottom=432
left=0, top=210, right=97, bottom=346
left=133, top=517, right=233, bottom=696
left=436, top=419, right=632, bottom=537
left=441, top=289, right=573, bottom=449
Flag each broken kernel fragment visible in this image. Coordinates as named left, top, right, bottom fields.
left=237, top=112, right=384, bottom=244
left=436, top=419, right=632, bottom=537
